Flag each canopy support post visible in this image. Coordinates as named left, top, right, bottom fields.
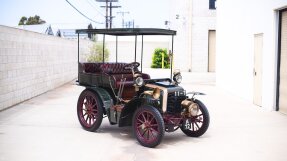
left=116, top=36, right=118, bottom=63
left=134, top=35, right=137, bottom=62
left=77, top=33, right=80, bottom=82
left=103, top=34, right=105, bottom=63
left=170, top=35, right=174, bottom=79
left=141, top=35, right=144, bottom=72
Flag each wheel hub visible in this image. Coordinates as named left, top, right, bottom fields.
left=141, top=122, right=151, bottom=130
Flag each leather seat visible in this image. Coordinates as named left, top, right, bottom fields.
left=79, top=62, right=150, bottom=89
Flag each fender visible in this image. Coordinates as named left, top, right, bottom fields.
left=118, top=97, right=143, bottom=127
left=118, top=96, right=161, bottom=127
left=87, top=87, right=114, bottom=116
left=186, top=91, right=205, bottom=99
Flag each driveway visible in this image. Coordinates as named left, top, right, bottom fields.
left=0, top=82, right=287, bottom=161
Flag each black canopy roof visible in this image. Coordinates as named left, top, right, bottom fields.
left=76, top=28, right=176, bottom=36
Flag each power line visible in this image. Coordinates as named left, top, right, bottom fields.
left=65, top=0, right=103, bottom=24
left=85, top=0, right=105, bottom=17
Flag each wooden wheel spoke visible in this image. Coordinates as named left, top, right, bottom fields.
left=146, top=113, right=151, bottom=122
left=149, top=129, right=157, bottom=140
left=91, top=111, right=97, bottom=116
left=85, top=97, right=90, bottom=104
left=141, top=129, right=148, bottom=137
left=137, top=124, right=143, bottom=128
left=194, top=122, right=200, bottom=129
left=83, top=113, right=88, bottom=117
left=85, top=115, right=89, bottom=122
left=195, top=119, right=203, bottom=123
left=88, top=117, right=92, bottom=125
left=149, top=129, right=156, bottom=139
left=141, top=113, right=147, bottom=122
left=147, top=130, right=150, bottom=140
left=149, top=116, right=155, bottom=123
left=150, top=127, right=158, bottom=134
left=92, top=108, right=98, bottom=112
left=197, top=114, right=203, bottom=117
left=137, top=118, right=145, bottom=124
left=92, top=103, right=97, bottom=108
left=83, top=102, right=88, bottom=107
left=150, top=123, right=158, bottom=127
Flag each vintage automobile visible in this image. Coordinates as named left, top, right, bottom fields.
left=75, top=28, right=210, bottom=148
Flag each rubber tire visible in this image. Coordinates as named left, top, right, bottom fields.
left=132, top=105, right=165, bottom=148
left=77, top=89, right=103, bottom=132
left=180, top=99, right=210, bottom=137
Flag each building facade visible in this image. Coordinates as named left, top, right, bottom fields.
left=169, top=0, right=216, bottom=72
left=216, top=0, right=287, bottom=113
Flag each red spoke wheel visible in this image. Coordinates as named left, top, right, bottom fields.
left=180, top=99, right=210, bottom=137
left=132, top=105, right=164, bottom=148
left=77, top=89, right=103, bottom=132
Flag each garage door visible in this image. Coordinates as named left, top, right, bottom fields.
left=279, top=9, right=287, bottom=114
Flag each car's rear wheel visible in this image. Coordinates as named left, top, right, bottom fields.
left=77, top=89, right=103, bottom=131
left=132, top=105, right=164, bottom=148
left=180, top=99, right=210, bottom=137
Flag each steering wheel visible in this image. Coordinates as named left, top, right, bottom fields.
left=124, top=62, right=140, bottom=70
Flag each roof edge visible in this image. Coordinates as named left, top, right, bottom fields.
left=75, top=28, right=176, bottom=36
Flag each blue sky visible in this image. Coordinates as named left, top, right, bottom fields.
left=0, top=0, right=170, bottom=28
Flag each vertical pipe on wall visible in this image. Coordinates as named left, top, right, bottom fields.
left=276, top=10, right=283, bottom=111
left=171, top=35, right=174, bottom=79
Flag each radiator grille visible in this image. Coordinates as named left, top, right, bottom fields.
left=167, top=92, right=186, bottom=113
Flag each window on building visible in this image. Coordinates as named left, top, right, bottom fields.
left=209, top=0, right=216, bottom=10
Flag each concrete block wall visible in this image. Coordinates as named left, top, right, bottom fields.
left=0, top=25, right=90, bottom=111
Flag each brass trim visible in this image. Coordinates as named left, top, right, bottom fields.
left=145, top=84, right=168, bottom=112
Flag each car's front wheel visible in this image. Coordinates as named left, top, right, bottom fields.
left=180, top=99, right=210, bottom=137
left=132, top=105, right=165, bottom=148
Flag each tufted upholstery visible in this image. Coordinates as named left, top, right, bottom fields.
left=100, top=63, right=139, bottom=74
left=80, top=63, right=102, bottom=73
left=79, top=62, right=150, bottom=89
left=114, top=73, right=150, bottom=88
left=80, top=62, right=141, bottom=75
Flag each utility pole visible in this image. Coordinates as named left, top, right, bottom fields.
left=109, top=1, right=112, bottom=28
left=117, top=11, right=129, bottom=28
left=97, top=0, right=121, bottom=28
left=106, top=0, right=108, bottom=28
left=124, top=20, right=134, bottom=28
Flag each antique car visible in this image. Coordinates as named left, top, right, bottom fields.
left=75, top=28, right=210, bottom=148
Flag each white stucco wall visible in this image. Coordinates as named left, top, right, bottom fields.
left=169, top=0, right=193, bottom=71
left=216, top=0, right=287, bottom=110
left=169, top=0, right=216, bottom=72
left=191, top=0, right=216, bottom=72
